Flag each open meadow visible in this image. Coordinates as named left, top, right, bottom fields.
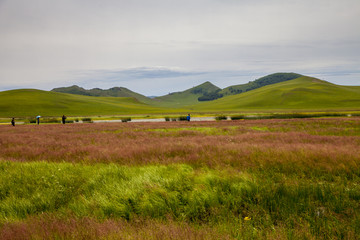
left=0, top=118, right=359, bottom=239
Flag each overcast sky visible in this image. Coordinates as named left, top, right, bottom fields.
left=1, top=0, right=360, bottom=96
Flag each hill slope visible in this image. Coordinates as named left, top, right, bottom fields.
left=192, top=76, right=360, bottom=111
left=51, top=85, right=152, bottom=104
left=51, top=85, right=151, bottom=103
left=2, top=75, right=360, bottom=117
left=220, top=72, right=303, bottom=96
left=153, top=81, right=221, bottom=107
left=0, top=89, right=167, bottom=117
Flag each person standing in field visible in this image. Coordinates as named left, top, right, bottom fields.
left=11, top=118, right=15, bottom=126
left=187, top=113, right=191, bottom=121
left=36, top=116, right=41, bottom=125
left=62, top=115, right=67, bottom=124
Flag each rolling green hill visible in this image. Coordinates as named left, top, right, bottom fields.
left=192, top=76, right=360, bottom=111
left=0, top=89, right=168, bottom=117
left=50, top=73, right=302, bottom=106
left=52, top=85, right=152, bottom=104
left=1, top=75, right=360, bottom=117
left=152, top=81, right=221, bottom=107
left=219, top=72, right=303, bottom=96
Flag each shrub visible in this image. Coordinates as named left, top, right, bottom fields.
left=121, top=117, right=131, bottom=122
left=215, top=115, right=227, bottom=121
left=178, top=116, right=188, bottom=121
left=43, top=118, right=60, bottom=123
left=28, top=118, right=36, bottom=124
left=82, top=118, right=93, bottom=123
left=164, top=117, right=170, bottom=122
left=230, top=115, right=245, bottom=120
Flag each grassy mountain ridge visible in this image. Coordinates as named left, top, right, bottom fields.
left=0, top=89, right=167, bottom=117
left=152, top=81, right=221, bottom=107
left=1, top=74, right=360, bottom=117
left=52, top=85, right=152, bottom=104
left=220, top=72, right=303, bottom=96
left=50, top=73, right=303, bottom=107
left=192, top=76, right=360, bottom=111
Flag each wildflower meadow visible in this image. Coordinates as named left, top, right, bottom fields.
left=0, top=118, right=359, bottom=239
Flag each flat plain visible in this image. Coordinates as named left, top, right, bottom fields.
left=0, top=117, right=359, bottom=239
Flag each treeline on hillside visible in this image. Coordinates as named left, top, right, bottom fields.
left=198, top=73, right=302, bottom=101
left=51, top=73, right=303, bottom=103
left=243, top=73, right=303, bottom=92
left=52, top=85, right=145, bottom=98
left=198, top=89, right=223, bottom=101
left=219, top=72, right=303, bottom=98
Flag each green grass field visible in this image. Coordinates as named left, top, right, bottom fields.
left=192, top=76, right=360, bottom=112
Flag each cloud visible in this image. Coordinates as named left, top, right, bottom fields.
left=0, top=0, right=359, bottom=94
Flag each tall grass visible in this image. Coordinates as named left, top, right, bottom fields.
left=0, top=162, right=359, bottom=238
left=0, top=118, right=359, bottom=167
left=0, top=118, right=359, bottom=239
left=0, top=214, right=231, bottom=240
left=230, top=112, right=351, bottom=120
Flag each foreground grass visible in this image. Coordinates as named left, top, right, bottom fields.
left=0, top=162, right=359, bottom=239
left=0, top=118, right=359, bottom=239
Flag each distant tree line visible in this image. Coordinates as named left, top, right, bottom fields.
left=198, top=89, right=223, bottom=101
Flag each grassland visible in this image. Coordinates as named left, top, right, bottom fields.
left=0, top=118, right=359, bottom=239
left=192, top=76, right=360, bottom=112
left=1, top=76, right=360, bottom=119
left=2, top=76, right=360, bottom=119
left=0, top=89, right=174, bottom=117
left=152, top=81, right=221, bottom=108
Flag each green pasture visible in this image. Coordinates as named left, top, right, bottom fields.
left=0, top=89, right=176, bottom=117
left=0, top=161, right=359, bottom=239
left=192, top=77, right=360, bottom=111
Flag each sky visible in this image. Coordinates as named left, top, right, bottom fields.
left=0, top=0, right=360, bottom=96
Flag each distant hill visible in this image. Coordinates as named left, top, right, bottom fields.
left=152, top=81, right=221, bottom=107
left=51, top=85, right=152, bottom=104
left=0, top=89, right=166, bottom=117
left=2, top=74, right=360, bottom=117
left=220, top=73, right=303, bottom=97
left=192, top=76, right=360, bottom=111
left=51, top=73, right=302, bottom=106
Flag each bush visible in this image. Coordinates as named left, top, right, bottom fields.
left=82, top=118, right=93, bottom=123
left=164, top=117, right=170, bottom=122
left=215, top=115, right=227, bottom=121
left=198, top=90, right=223, bottom=101
left=43, top=118, right=60, bottom=123
left=28, top=119, right=36, bottom=124
left=121, top=117, right=131, bottom=123
left=178, top=116, right=188, bottom=121
left=230, top=115, right=245, bottom=120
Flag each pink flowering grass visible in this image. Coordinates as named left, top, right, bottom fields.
left=0, top=118, right=360, bottom=239
left=0, top=118, right=359, bottom=174
left=0, top=214, right=232, bottom=240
